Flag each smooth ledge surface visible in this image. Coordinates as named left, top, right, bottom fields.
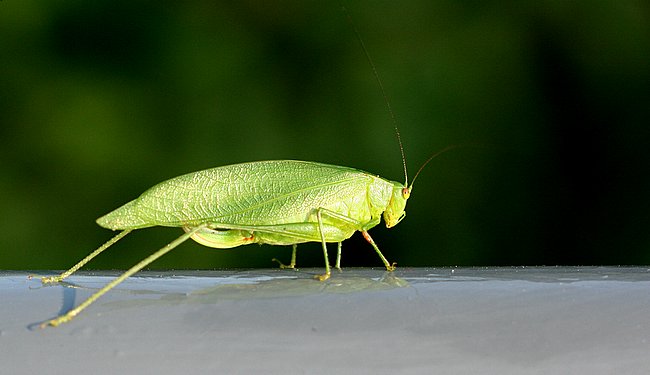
left=3, top=267, right=650, bottom=374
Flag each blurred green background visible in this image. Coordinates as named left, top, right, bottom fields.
left=1, top=1, right=649, bottom=270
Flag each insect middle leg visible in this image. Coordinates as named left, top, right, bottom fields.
left=315, top=209, right=332, bottom=281
left=335, top=242, right=343, bottom=270
left=272, top=244, right=298, bottom=269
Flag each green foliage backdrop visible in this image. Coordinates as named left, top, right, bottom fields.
left=1, top=1, right=649, bottom=270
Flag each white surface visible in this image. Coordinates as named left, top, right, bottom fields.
left=2, top=267, right=650, bottom=374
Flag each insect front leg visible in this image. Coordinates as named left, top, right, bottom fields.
left=313, top=208, right=366, bottom=280
left=361, top=230, right=396, bottom=272
left=316, top=208, right=395, bottom=273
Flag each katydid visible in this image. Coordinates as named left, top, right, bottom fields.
left=37, top=155, right=441, bottom=327
left=36, top=8, right=446, bottom=328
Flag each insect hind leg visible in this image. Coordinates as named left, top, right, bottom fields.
left=35, top=229, right=132, bottom=284
left=41, top=225, right=205, bottom=328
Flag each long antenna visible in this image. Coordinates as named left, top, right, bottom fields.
left=341, top=4, right=409, bottom=186
left=409, top=145, right=458, bottom=189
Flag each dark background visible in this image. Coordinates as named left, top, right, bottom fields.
left=2, top=1, right=649, bottom=270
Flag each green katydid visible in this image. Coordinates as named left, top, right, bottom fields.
left=37, top=151, right=444, bottom=327
left=36, top=9, right=448, bottom=328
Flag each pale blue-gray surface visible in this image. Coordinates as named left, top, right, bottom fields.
left=2, top=267, right=649, bottom=374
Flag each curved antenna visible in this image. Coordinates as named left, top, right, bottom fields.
left=409, top=145, right=458, bottom=190
left=341, top=4, right=409, bottom=186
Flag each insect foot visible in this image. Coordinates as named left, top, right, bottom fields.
left=26, top=274, right=64, bottom=284
left=39, top=275, right=64, bottom=284
left=40, top=313, right=74, bottom=328
left=271, top=258, right=296, bottom=269
left=272, top=244, right=298, bottom=269
left=315, top=271, right=331, bottom=282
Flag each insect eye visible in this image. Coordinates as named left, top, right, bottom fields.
left=402, top=187, right=410, bottom=199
